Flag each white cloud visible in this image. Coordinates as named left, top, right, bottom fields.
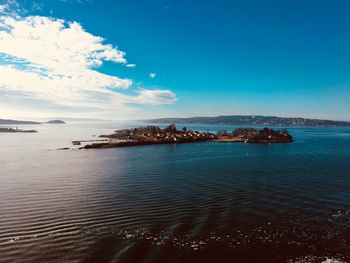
left=149, top=72, right=157, bottom=78
left=0, top=11, right=176, bottom=119
left=126, top=63, right=136, bottom=68
left=0, top=16, right=127, bottom=70
left=133, top=89, right=176, bottom=105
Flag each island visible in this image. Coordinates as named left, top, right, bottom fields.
left=80, top=124, right=293, bottom=149
left=0, top=127, right=37, bottom=133
left=46, top=120, right=66, bottom=124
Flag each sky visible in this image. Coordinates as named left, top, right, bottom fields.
left=0, top=0, right=350, bottom=121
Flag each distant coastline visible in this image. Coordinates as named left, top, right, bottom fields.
left=146, top=115, right=350, bottom=127
left=0, top=119, right=41, bottom=125
left=2, top=115, right=350, bottom=127
left=0, top=119, right=66, bottom=125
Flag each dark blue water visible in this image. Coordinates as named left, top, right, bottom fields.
left=0, top=124, right=349, bottom=262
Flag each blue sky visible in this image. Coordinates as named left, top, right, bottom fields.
left=0, top=0, right=350, bottom=120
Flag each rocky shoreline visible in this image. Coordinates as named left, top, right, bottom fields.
left=79, top=125, right=293, bottom=149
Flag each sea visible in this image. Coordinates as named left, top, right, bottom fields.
left=0, top=122, right=349, bottom=263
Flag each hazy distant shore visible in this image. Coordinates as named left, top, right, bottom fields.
left=146, top=115, right=350, bottom=127
left=0, top=119, right=65, bottom=125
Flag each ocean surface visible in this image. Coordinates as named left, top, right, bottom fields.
left=0, top=123, right=349, bottom=263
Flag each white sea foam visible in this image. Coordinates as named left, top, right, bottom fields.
left=322, top=258, right=345, bottom=263
left=289, top=256, right=346, bottom=263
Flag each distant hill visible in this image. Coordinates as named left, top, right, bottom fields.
left=46, top=120, right=66, bottom=124
left=0, top=119, right=41, bottom=125
left=146, top=115, right=350, bottom=127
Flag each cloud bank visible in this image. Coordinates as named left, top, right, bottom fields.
left=0, top=5, right=176, bottom=118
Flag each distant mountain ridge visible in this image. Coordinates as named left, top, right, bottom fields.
left=146, top=115, right=350, bottom=127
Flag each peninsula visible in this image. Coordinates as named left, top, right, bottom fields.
left=80, top=125, right=293, bottom=149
